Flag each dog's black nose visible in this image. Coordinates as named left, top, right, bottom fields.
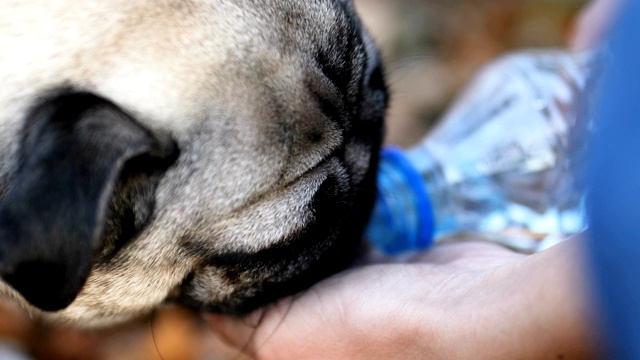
left=1, top=260, right=74, bottom=312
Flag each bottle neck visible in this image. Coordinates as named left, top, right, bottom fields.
left=404, top=143, right=459, bottom=238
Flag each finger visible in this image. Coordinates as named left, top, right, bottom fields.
left=571, top=0, right=621, bottom=50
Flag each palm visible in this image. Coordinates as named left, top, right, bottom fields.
left=209, top=241, right=526, bottom=359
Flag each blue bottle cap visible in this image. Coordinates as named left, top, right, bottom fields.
left=382, top=147, right=435, bottom=249
left=367, top=147, right=435, bottom=254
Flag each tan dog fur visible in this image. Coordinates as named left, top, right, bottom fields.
left=0, top=0, right=386, bottom=327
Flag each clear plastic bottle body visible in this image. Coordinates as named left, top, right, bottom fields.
left=366, top=50, right=590, bottom=254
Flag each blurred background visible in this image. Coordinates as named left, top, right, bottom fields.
left=359, top=0, right=586, bottom=147
left=0, top=1, right=586, bottom=359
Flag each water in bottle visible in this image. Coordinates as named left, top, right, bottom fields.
left=366, top=50, right=592, bottom=254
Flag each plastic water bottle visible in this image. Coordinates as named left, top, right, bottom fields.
left=366, top=50, right=592, bottom=254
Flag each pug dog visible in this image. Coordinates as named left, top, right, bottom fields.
left=0, top=0, right=387, bottom=326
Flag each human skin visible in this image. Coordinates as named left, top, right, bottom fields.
left=207, top=238, right=598, bottom=359
left=571, top=0, right=622, bottom=51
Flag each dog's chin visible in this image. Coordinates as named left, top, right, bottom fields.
left=175, top=157, right=379, bottom=315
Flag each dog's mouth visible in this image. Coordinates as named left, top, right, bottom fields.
left=174, top=151, right=379, bottom=315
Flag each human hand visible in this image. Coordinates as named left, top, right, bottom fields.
left=206, top=239, right=595, bottom=359
left=571, top=0, right=623, bottom=50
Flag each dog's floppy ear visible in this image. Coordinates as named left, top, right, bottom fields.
left=0, top=92, right=178, bottom=311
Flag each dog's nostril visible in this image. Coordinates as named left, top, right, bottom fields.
left=2, top=261, right=70, bottom=311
